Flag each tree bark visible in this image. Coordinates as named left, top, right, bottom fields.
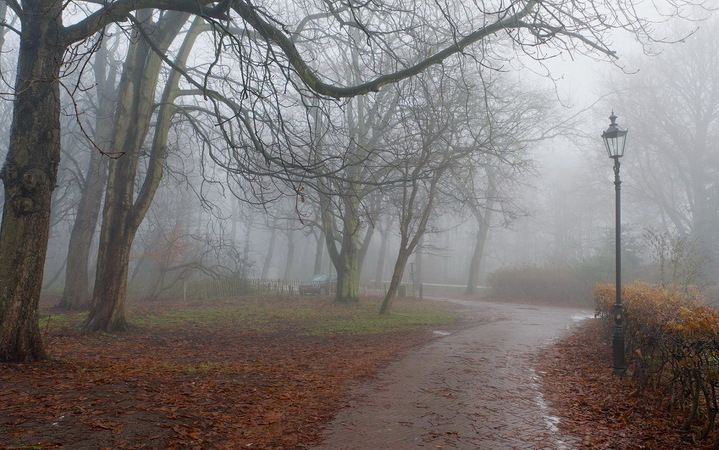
left=283, top=230, right=295, bottom=281
left=84, top=11, right=192, bottom=332
left=374, top=227, right=388, bottom=283
left=331, top=193, right=361, bottom=302
left=261, top=225, right=277, bottom=279
left=379, top=249, right=411, bottom=315
left=58, top=150, right=108, bottom=309
left=312, top=229, right=324, bottom=275
left=465, top=204, right=493, bottom=295
left=379, top=167, right=444, bottom=314
left=59, top=44, right=115, bottom=309
left=0, top=4, right=66, bottom=361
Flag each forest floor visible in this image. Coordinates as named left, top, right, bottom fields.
left=0, top=294, right=708, bottom=449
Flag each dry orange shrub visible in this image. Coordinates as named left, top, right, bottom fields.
left=594, top=282, right=719, bottom=441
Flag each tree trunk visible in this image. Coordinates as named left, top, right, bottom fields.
left=262, top=226, right=277, bottom=279
left=379, top=167, right=444, bottom=314
left=312, top=229, right=324, bottom=275
left=374, top=225, right=389, bottom=283
left=58, top=150, right=108, bottom=309
left=333, top=194, right=361, bottom=302
left=358, top=221, right=374, bottom=276
left=465, top=205, right=493, bottom=295
left=84, top=208, right=134, bottom=331
left=335, top=242, right=360, bottom=302
left=243, top=216, right=252, bottom=266
left=414, top=238, right=423, bottom=294
left=0, top=2, right=7, bottom=55
left=0, top=5, right=66, bottom=361
left=283, top=230, right=295, bottom=281
left=378, top=250, right=411, bottom=314
left=59, top=39, right=116, bottom=310
left=84, top=11, right=192, bottom=332
left=59, top=83, right=113, bottom=309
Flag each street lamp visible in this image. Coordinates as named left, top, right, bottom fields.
left=602, top=111, right=628, bottom=375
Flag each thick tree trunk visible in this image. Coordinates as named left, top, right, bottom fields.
left=84, top=206, right=134, bottom=332
left=333, top=194, right=361, bottom=302
left=335, top=242, right=360, bottom=302
left=0, top=6, right=66, bottom=361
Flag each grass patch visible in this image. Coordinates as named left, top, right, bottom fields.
left=38, top=296, right=458, bottom=338
left=128, top=296, right=457, bottom=336
left=39, top=311, right=87, bottom=331
left=304, top=300, right=456, bottom=335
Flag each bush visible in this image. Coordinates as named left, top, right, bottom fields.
left=487, top=264, right=593, bottom=306
left=595, top=282, right=719, bottom=441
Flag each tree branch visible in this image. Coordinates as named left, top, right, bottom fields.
left=232, top=0, right=540, bottom=98
left=63, top=0, right=230, bottom=44
left=3, top=0, right=20, bottom=16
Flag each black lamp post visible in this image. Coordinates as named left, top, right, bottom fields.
left=602, top=112, right=628, bottom=375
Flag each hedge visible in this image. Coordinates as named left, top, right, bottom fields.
left=595, top=282, right=719, bottom=440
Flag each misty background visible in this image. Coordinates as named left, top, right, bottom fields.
left=1, top=3, right=715, bottom=307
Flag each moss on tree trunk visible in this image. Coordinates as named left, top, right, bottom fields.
left=0, top=5, right=65, bottom=361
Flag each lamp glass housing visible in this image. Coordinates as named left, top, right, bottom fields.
left=602, top=113, right=628, bottom=158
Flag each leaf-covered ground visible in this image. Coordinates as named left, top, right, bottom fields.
left=1, top=295, right=455, bottom=449
left=537, top=318, right=714, bottom=449
left=2, top=296, right=710, bottom=448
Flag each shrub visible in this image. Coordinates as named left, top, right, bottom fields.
left=594, top=282, right=719, bottom=441
left=488, top=264, right=593, bottom=306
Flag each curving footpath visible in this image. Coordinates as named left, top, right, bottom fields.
left=313, top=298, right=592, bottom=449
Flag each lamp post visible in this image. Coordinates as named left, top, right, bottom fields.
left=602, top=112, right=628, bottom=375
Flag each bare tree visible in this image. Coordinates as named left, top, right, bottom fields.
left=449, top=75, right=551, bottom=294
left=0, top=0, right=700, bottom=361
left=609, top=18, right=719, bottom=280
left=642, top=227, right=709, bottom=293
left=83, top=12, right=199, bottom=332
left=379, top=68, right=472, bottom=313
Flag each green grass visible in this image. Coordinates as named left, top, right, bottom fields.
left=40, top=314, right=74, bottom=328
left=132, top=297, right=457, bottom=336
left=38, top=311, right=87, bottom=330
left=40, top=296, right=458, bottom=337
left=304, top=301, right=456, bottom=335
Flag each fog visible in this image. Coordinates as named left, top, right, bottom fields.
left=0, top=2, right=715, bottom=309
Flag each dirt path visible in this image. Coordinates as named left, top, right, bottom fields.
left=313, top=299, right=592, bottom=449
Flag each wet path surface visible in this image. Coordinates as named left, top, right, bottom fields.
left=313, top=299, right=591, bottom=449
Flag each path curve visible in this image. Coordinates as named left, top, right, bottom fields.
left=313, top=298, right=591, bottom=449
